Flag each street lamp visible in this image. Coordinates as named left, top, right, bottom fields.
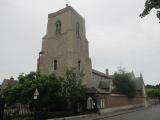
left=37, top=51, right=44, bottom=73
left=33, top=88, right=39, bottom=120
left=0, top=94, right=5, bottom=120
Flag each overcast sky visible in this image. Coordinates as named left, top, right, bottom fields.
left=0, top=0, right=160, bottom=85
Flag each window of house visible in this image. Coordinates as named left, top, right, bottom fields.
left=76, top=22, right=80, bottom=38
left=53, top=60, right=57, bottom=70
left=100, top=98, right=105, bottom=109
left=56, top=20, right=61, bottom=35
left=102, top=99, right=105, bottom=108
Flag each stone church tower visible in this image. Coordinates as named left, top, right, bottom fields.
left=38, top=6, right=93, bottom=87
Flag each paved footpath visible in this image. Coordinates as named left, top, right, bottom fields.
left=51, top=105, right=160, bottom=120
left=101, top=105, right=160, bottom=120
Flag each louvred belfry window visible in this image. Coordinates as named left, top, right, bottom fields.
left=76, top=22, right=80, bottom=38
left=56, top=20, right=61, bottom=35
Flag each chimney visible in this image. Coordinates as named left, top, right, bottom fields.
left=105, top=69, right=109, bottom=76
left=140, top=73, right=143, bottom=79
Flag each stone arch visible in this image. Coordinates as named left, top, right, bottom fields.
left=87, top=97, right=94, bottom=110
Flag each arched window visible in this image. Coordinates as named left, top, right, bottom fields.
left=53, top=60, right=57, bottom=70
left=56, top=20, right=61, bottom=35
left=76, top=22, right=80, bottom=38
left=100, top=98, right=105, bottom=109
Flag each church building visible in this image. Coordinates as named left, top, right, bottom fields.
left=38, top=5, right=93, bottom=87
left=38, top=5, right=146, bottom=113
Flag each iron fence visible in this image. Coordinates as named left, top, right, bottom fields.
left=3, top=104, right=34, bottom=120
left=0, top=99, right=87, bottom=120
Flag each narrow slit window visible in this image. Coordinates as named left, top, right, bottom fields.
left=78, top=60, right=81, bottom=70
left=76, top=22, right=80, bottom=38
left=54, top=60, right=57, bottom=70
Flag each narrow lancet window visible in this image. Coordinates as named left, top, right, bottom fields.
left=76, top=22, right=80, bottom=38
left=54, top=60, right=57, bottom=70
left=56, top=20, right=61, bottom=35
left=78, top=60, right=81, bottom=70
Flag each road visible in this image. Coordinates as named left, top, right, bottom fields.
left=101, top=105, right=160, bottom=120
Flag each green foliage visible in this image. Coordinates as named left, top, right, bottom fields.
left=3, top=69, right=86, bottom=112
left=147, top=88, right=160, bottom=98
left=113, top=73, right=136, bottom=98
left=146, top=84, right=160, bottom=88
left=64, top=68, right=86, bottom=111
left=4, top=72, right=65, bottom=111
left=140, top=0, right=160, bottom=20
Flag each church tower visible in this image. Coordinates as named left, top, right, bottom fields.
left=38, top=6, right=93, bottom=87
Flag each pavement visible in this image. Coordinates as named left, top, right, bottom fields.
left=49, top=106, right=148, bottom=120
left=102, top=104, right=160, bottom=120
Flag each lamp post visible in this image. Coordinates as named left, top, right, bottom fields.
left=0, top=94, right=5, bottom=120
left=37, top=51, right=44, bottom=73
left=33, top=88, right=39, bottom=120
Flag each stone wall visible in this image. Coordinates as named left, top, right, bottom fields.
left=38, top=6, right=93, bottom=87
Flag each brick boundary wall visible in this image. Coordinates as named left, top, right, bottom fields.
left=98, top=94, right=145, bottom=109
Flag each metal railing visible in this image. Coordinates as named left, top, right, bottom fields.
left=3, top=104, right=34, bottom=120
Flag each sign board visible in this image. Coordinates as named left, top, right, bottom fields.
left=34, top=96, right=38, bottom=100
left=34, top=88, right=39, bottom=96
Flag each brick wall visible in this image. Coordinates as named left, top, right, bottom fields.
left=97, top=94, right=145, bottom=109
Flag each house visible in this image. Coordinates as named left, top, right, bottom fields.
left=1, top=77, right=17, bottom=92
left=86, top=70, right=146, bottom=113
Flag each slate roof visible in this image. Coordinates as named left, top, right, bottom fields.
left=92, top=69, right=112, bottom=79
left=86, top=87, right=110, bottom=94
left=98, top=80, right=111, bottom=89
left=92, top=69, right=112, bottom=91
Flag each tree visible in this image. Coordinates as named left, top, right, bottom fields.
left=140, top=0, right=160, bottom=20
left=3, top=69, right=86, bottom=112
left=4, top=72, right=66, bottom=111
left=146, top=84, right=160, bottom=89
left=63, top=68, right=86, bottom=112
left=147, top=89, right=160, bottom=98
left=113, top=72, right=136, bottom=98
